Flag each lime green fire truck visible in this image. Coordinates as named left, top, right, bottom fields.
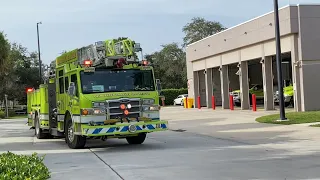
left=26, top=38, right=168, bottom=149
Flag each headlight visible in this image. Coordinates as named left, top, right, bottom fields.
left=92, top=102, right=105, bottom=107
left=143, top=105, right=160, bottom=111
left=81, top=108, right=106, bottom=116
left=143, top=99, right=155, bottom=105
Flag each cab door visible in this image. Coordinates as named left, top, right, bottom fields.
left=56, top=68, right=66, bottom=120
left=69, top=73, right=80, bottom=116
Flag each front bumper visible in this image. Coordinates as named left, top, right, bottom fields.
left=274, top=95, right=292, bottom=103
left=81, top=120, right=168, bottom=136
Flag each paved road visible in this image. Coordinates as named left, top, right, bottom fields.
left=1, top=107, right=320, bottom=180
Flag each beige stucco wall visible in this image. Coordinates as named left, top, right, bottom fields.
left=186, top=5, right=299, bottom=62
left=186, top=4, right=320, bottom=112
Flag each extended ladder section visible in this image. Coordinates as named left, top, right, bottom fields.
left=44, top=38, right=143, bottom=81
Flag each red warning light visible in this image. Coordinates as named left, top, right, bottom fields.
left=141, top=60, right=149, bottom=66
left=124, top=110, right=129, bottom=116
left=120, top=104, right=126, bottom=110
left=84, top=60, right=92, bottom=66
left=26, top=88, right=33, bottom=92
left=116, top=58, right=127, bottom=68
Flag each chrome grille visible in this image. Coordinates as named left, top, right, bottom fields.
left=106, top=98, right=141, bottom=119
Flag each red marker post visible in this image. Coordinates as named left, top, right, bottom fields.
left=197, top=96, right=201, bottom=109
left=252, top=94, right=257, bottom=111
left=185, top=97, right=188, bottom=109
left=211, top=96, right=215, bottom=110
left=229, top=95, right=234, bottom=110
left=161, top=97, right=165, bottom=107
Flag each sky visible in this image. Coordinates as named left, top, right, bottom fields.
left=0, top=0, right=319, bottom=65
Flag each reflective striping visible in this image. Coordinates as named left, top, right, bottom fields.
left=146, top=124, right=155, bottom=130
left=83, top=123, right=168, bottom=135
left=92, top=128, right=103, bottom=134
left=161, top=124, right=167, bottom=129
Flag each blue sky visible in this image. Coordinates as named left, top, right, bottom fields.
left=0, top=0, right=318, bottom=65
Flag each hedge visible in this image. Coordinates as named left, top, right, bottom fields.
left=159, top=88, right=188, bottom=105
left=0, top=111, right=4, bottom=119
left=0, top=110, right=17, bottom=119
left=0, top=152, right=50, bottom=180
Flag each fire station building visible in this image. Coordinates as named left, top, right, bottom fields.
left=186, top=4, right=320, bottom=112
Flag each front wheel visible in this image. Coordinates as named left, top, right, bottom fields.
left=126, top=133, right=146, bottom=144
left=65, top=117, right=86, bottom=149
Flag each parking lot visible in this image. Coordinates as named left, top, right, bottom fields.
left=1, top=106, right=320, bottom=179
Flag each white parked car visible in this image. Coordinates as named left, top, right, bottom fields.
left=173, top=94, right=188, bottom=106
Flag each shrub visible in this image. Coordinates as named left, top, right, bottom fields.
left=8, top=109, right=16, bottom=117
left=0, top=111, right=5, bottom=119
left=0, top=152, right=50, bottom=180
left=160, top=88, right=188, bottom=105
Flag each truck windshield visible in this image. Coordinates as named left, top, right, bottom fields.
left=80, top=69, right=155, bottom=94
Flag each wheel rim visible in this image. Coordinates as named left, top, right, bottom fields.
left=68, top=123, right=75, bottom=142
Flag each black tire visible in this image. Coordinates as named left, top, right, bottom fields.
left=284, top=102, right=290, bottom=107
left=35, top=115, right=47, bottom=139
left=126, top=133, right=146, bottom=144
left=65, top=115, right=86, bottom=149
left=235, top=102, right=241, bottom=107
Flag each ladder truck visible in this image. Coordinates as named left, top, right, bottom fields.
left=26, top=38, right=168, bottom=149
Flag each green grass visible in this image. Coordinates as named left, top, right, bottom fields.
left=0, top=115, right=28, bottom=119
left=256, top=111, right=320, bottom=125
left=7, top=115, right=27, bottom=119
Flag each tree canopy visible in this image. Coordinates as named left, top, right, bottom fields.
left=145, top=43, right=187, bottom=89
left=0, top=31, right=43, bottom=104
left=145, top=17, right=226, bottom=89
left=182, top=17, right=227, bottom=47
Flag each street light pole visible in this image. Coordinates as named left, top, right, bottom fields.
left=273, top=0, right=286, bottom=120
left=37, top=22, right=42, bottom=84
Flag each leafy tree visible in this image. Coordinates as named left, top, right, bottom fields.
left=146, top=43, right=187, bottom=89
left=0, top=32, right=10, bottom=69
left=182, top=17, right=227, bottom=47
left=0, top=31, right=44, bottom=104
left=0, top=32, right=13, bottom=101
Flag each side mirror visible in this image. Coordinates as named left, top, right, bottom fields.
left=68, top=82, right=76, bottom=97
left=134, top=43, right=142, bottom=52
left=156, top=79, right=163, bottom=96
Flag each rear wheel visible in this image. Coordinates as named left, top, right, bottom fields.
left=126, top=133, right=146, bottom=144
left=35, top=115, right=47, bottom=139
left=65, top=116, right=86, bottom=149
